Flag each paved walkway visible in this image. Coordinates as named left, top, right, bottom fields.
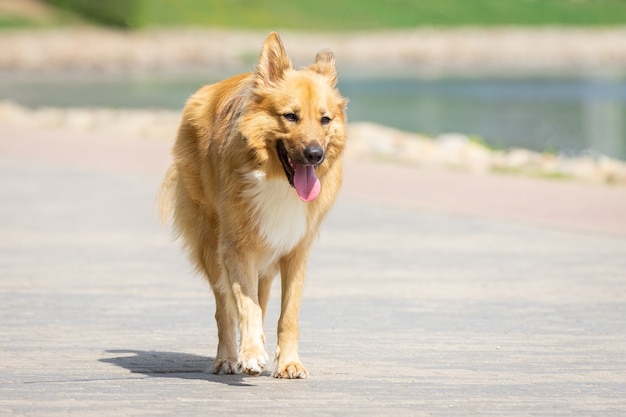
left=1, top=126, right=626, bottom=416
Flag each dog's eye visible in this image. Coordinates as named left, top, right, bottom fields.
left=321, top=116, right=332, bottom=125
left=283, top=113, right=298, bottom=122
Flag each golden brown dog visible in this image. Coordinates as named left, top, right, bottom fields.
left=159, top=32, right=347, bottom=378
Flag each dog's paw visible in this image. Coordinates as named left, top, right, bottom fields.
left=212, top=358, right=237, bottom=375
left=236, top=352, right=268, bottom=376
left=273, top=361, right=308, bottom=379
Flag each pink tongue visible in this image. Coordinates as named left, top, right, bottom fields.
left=293, top=164, right=321, bottom=202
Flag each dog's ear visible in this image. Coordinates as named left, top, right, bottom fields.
left=311, top=49, right=338, bottom=87
left=256, top=32, right=292, bottom=87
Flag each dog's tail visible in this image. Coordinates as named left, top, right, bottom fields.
left=155, top=164, right=178, bottom=226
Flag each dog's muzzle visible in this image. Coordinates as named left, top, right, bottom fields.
left=276, top=140, right=322, bottom=202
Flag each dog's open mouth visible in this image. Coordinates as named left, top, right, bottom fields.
left=276, top=140, right=321, bottom=202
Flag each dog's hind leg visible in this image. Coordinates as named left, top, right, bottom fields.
left=211, top=285, right=238, bottom=374
left=274, top=245, right=311, bottom=379
left=186, top=208, right=238, bottom=375
left=198, top=244, right=238, bottom=375
left=222, top=250, right=269, bottom=376
left=258, top=268, right=277, bottom=323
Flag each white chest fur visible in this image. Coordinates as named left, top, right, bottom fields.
left=243, top=174, right=308, bottom=257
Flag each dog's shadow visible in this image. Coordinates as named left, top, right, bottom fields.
left=100, top=350, right=253, bottom=386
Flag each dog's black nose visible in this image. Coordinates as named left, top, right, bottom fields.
left=303, top=144, right=324, bottom=165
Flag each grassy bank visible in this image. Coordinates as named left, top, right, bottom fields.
left=21, top=0, right=626, bottom=30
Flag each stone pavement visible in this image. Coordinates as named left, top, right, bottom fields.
left=1, top=128, right=626, bottom=416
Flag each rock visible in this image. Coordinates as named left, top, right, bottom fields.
left=435, top=133, right=492, bottom=172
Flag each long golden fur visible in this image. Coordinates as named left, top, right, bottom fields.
left=159, top=32, right=347, bottom=378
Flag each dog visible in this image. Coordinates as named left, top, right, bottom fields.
left=159, top=32, right=347, bottom=378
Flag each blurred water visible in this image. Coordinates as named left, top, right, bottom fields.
left=346, top=76, right=626, bottom=160
left=1, top=73, right=624, bottom=160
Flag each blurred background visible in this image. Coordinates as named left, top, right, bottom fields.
left=1, top=0, right=626, bottom=160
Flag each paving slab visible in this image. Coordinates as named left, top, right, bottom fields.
left=1, top=127, right=626, bottom=416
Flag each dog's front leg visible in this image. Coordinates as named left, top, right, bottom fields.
left=274, top=246, right=311, bottom=379
left=223, top=249, right=268, bottom=376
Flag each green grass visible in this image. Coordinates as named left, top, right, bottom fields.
left=40, top=0, right=626, bottom=30
left=0, top=17, right=36, bottom=29
left=134, top=0, right=626, bottom=29
left=0, top=1, right=85, bottom=28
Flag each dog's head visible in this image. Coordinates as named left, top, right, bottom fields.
left=240, top=32, right=347, bottom=202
